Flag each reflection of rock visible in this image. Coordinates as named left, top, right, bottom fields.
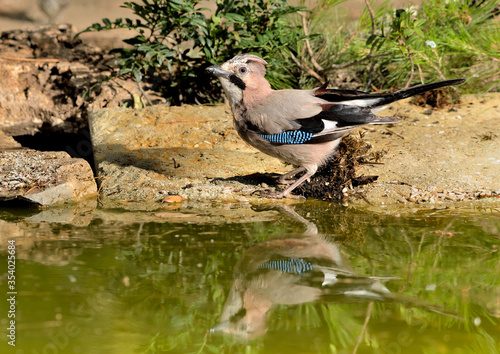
left=24, top=198, right=96, bottom=226
left=213, top=235, right=393, bottom=339
left=23, top=240, right=84, bottom=266
left=0, top=220, right=84, bottom=266
left=38, top=0, right=69, bottom=24
left=0, top=150, right=97, bottom=206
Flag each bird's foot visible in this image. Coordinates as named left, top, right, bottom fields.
left=276, top=177, right=295, bottom=185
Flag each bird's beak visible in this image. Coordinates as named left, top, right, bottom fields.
left=206, top=65, right=230, bottom=79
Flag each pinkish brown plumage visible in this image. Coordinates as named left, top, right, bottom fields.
left=207, top=54, right=465, bottom=199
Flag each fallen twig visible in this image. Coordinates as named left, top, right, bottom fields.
left=385, top=127, right=405, bottom=139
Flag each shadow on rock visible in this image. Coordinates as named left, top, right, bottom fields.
left=96, top=143, right=285, bottom=182
left=211, top=172, right=282, bottom=188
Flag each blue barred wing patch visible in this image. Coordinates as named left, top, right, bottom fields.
left=258, top=258, right=313, bottom=274
left=259, top=130, right=313, bottom=144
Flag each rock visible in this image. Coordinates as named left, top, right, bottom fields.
left=89, top=94, right=500, bottom=207
left=89, top=104, right=292, bottom=206
left=0, top=130, right=22, bottom=149
left=0, top=150, right=97, bottom=206
left=351, top=93, right=500, bottom=207
left=0, top=25, right=165, bottom=137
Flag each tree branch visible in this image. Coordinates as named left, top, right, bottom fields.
left=364, top=0, right=376, bottom=35
left=321, top=52, right=391, bottom=74
left=399, top=40, right=415, bottom=88
left=298, top=11, right=323, bottom=72
left=290, top=52, right=325, bottom=83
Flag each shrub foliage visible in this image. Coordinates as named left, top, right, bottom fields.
left=80, top=0, right=499, bottom=104
left=79, top=0, right=305, bottom=104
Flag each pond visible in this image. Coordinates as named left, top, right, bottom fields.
left=0, top=202, right=499, bottom=353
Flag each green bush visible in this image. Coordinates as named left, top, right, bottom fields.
left=80, top=0, right=498, bottom=105
left=366, top=0, right=500, bottom=91
left=295, top=0, right=500, bottom=92
left=78, top=0, right=306, bottom=105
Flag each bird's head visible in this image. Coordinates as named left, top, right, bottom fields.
left=207, top=54, right=272, bottom=108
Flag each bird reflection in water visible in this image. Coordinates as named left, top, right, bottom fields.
left=211, top=206, right=399, bottom=339
left=211, top=206, right=457, bottom=339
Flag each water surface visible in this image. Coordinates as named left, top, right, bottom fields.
left=0, top=203, right=499, bottom=353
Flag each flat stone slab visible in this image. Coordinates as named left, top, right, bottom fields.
left=0, top=150, right=98, bottom=206
left=89, top=104, right=293, bottom=206
left=0, top=129, right=21, bottom=149
left=89, top=94, right=500, bottom=207
left=354, top=94, right=500, bottom=207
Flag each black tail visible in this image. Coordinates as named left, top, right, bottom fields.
left=315, top=79, right=466, bottom=108
left=391, top=79, right=466, bottom=101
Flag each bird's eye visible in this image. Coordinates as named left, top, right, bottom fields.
left=239, top=67, right=248, bottom=74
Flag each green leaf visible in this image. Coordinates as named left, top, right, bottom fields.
left=415, top=28, right=425, bottom=38
left=132, top=67, right=142, bottom=82
left=118, top=67, right=131, bottom=75
left=414, top=19, right=426, bottom=27
left=404, top=29, right=414, bottom=37
left=366, top=34, right=378, bottom=46
left=224, top=12, right=246, bottom=23
left=211, top=15, right=221, bottom=25
left=137, top=44, right=151, bottom=52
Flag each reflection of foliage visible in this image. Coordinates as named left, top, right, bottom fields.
left=8, top=209, right=498, bottom=353
left=266, top=303, right=363, bottom=351
left=103, top=221, right=290, bottom=352
left=348, top=211, right=500, bottom=352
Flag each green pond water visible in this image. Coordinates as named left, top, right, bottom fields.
left=0, top=202, right=499, bottom=354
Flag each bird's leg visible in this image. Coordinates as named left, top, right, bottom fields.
left=268, top=166, right=317, bottom=199
left=277, top=166, right=306, bottom=185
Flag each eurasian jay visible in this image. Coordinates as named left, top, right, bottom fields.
left=207, top=54, right=465, bottom=199
left=211, top=235, right=393, bottom=339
